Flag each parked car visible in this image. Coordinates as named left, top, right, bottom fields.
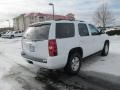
left=2, top=31, right=23, bottom=38
left=21, top=20, right=109, bottom=75
left=1, top=31, right=10, bottom=38
left=0, top=32, right=6, bottom=37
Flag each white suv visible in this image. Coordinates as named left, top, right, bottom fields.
left=6, top=31, right=23, bottom=38
left=21, top=20, right=109, bottom=74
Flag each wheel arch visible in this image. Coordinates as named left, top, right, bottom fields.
left=64, top=47, right=83, bottom=74
left=11, top=35, right=14, bottom=37
left=68, top=47, right=83, bottom=59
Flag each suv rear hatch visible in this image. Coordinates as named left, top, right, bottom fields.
left=22, top=23, right=51, bottom=60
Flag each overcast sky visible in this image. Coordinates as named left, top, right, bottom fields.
left=0, top=0, right=120, bottom=27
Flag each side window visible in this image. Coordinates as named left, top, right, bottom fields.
left=56, top=23, right=75, bottom=39
left=78, top=23, right=89, bottom=36
left=89, top=24, right=100, bottom=35
left=15, top=32, right=18, bottom=34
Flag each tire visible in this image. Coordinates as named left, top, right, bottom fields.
left=10, top=35, right=14, bottom=39
left=64, top=53, right=82, bottom=75
left=101, top=42, right=109, bottom=56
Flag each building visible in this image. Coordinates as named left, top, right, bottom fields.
left=13, top=14, right=25, bottom=31
left=13, top=13, right=75, bottom=31
left=0, top=27, right=14, bottom=32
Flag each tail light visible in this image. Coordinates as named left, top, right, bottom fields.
left=48, top=39, right=57, bottom=56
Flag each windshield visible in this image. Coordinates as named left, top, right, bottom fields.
left=5, top=32, right=9, bottom=34
left=23, top=24, right=51, bottom=41
left=8, top=32, right=13, bottom=34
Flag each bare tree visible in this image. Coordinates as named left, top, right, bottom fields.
left=93, top=4, right=114, bottom=30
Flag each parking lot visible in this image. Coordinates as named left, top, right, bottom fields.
left=0, top=36, right=120, bottom=90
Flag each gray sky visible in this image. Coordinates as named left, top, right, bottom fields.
left=0, top=0, right=120, bottom=27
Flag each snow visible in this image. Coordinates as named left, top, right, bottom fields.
left=0, top=36, right=120, bottom=90
left=0, top=38, right=40, bottom=90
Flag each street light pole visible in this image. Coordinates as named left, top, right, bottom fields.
left=49, top=3, right=55, bottom=20
left=6, top=20, right=10, bottom=27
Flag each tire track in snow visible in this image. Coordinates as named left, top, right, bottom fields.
left=0, top=53, right=84, bottom=90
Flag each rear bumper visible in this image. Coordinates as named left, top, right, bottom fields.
left=21, top=51, right=47, bottom=63
left=21, top=51, right=67, bottom=69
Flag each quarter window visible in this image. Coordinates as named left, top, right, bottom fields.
left=78, top=23, right=89, bottom=36
left=56, top=23, right=75, bottom=39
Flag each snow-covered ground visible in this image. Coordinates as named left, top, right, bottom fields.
left=0, top=38, right=41, bottom=90
left=0, top=36, right=120, bottom=90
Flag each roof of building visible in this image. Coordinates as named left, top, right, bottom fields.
left=30, top=20, right=85, bottom=26
left=24, top=12, right=74, bottom=20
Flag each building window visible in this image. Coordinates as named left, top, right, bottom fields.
left=39, top=16, right=44, bottom=22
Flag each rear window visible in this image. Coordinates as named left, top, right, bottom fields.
left=56, top=23, right=75, bottom=39
left=23, top=24, right=51, bottom=41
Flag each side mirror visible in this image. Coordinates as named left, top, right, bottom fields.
left=99, top=29, right=105, bottom=34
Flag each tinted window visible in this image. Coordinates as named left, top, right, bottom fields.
left=56, top=23, right=75, bottom=39
left=89, top=24, right=100, bottom=35
left=23, top=24, right=51, bottom=41
left=15, top=32, right=18, bottom=34
left=78, top=23, right=89, bottom=36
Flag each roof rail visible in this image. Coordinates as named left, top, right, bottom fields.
left=55, top=19, right=74, bottom=21
left=54, top=19, right=85, bottom=22
left=79, top=21, right=85, bottom=22
left=74, top=20, right=85, bottom=22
